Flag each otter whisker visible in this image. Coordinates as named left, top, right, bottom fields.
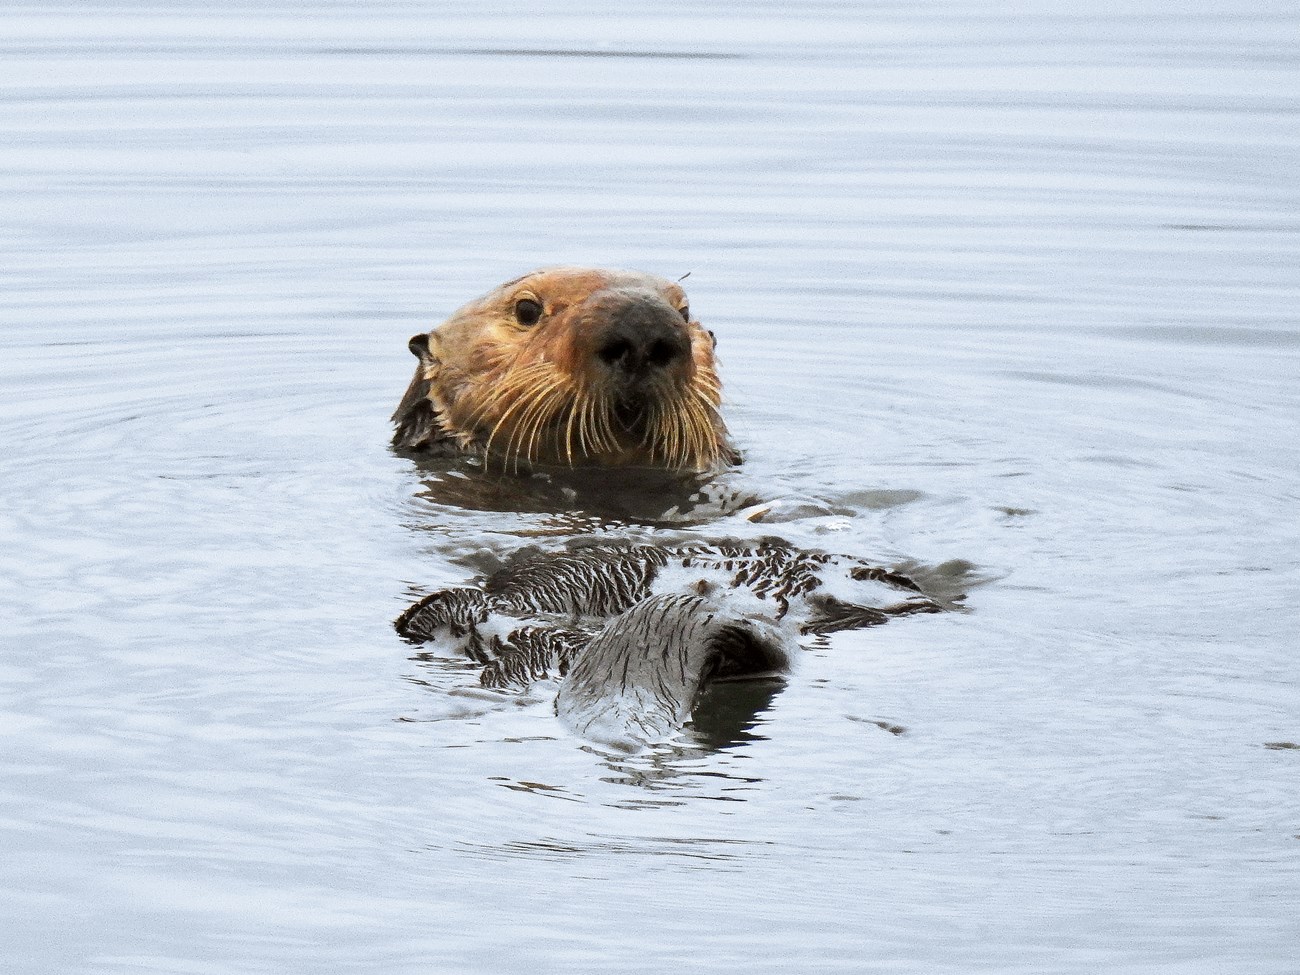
left=521, top=386, right=567, bottom=465
left=563, top=391, right=581, bottom=466
left=696, top=368, right=722, bottom=397
left=574, top=385, right=605, bottom=462
left=505, top=380, right=565, bottom=469
left=483, top=384, right=540, bottom=460
left=638, top=393, right=665, bottom=464
left=477, top=362, right=554, bottom=411
left=537, top=387, right=573, bottom=463
left=486, top=374, right=564, bottom=468
left=684, top=396, right=719, bottom=469
left=577, top=389, right=597, bottom=458
left=655, top=392, right=690, bottom=469
left=658, top=393, right=703, bottom=470
left=654, top=400, right=679, bottom=468
left=591, top=390, right=618, bottom=455
left=640, top=403, right=658, bottom=462
left=506, top=396, right=542, bottom=468
left=466, top=363, right=553, bottom=435
left=594, top=398, right=617, bottom=455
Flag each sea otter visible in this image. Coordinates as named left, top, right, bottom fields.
left=392, top=267, right=737, bottom=472
left=396, top=538, right=944, bottom=750
left=393, top=270, right=952, bottom=749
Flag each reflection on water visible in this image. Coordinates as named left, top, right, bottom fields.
left=408, top=458, right=756, bottom=526
left=455, top=831, right=769, bottom=867
left=2, top=2, right=1298, bottom=973
left=687, top=677, right=785, bottom=752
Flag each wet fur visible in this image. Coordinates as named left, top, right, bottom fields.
left=392, top=267, right=736, bottom=471
left=396, top=539, right=943, bottom=748
left=393, top=271, right=947, bottom=747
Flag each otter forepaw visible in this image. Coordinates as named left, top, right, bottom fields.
left=394, top=587, right=491, bottom=642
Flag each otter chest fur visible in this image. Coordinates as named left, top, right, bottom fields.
left=396, top=539, right=941, bottom=750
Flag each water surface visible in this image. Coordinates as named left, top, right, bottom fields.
left=2, top=2, right=1298, bottom=973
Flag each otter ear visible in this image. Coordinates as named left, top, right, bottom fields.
left=408, top=332, right=441, bottom=369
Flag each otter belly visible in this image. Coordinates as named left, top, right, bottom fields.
left=396, top=538, right=944, bottom=749
left=556, top=593, right=794, bottom=750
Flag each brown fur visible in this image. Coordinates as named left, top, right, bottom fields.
left=391, top=268, right=737, bottom=472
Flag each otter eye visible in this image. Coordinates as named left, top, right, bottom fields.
left=514, top=297, right=543, bottom=327
left=678, top=304, right=690, bottom=322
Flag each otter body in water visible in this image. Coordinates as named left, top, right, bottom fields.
left=392, top=267, right=737, bottom=472
left=393, top=270, right=951, bottom=748
left=396, top=539, right=942, bottom=749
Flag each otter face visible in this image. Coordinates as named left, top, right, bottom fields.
left=393, top=268, right=736, bottom=472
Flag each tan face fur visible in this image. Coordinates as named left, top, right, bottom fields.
left=392, top=268, right=735, bottom=471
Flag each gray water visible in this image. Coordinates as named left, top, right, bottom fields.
left=3, top=2, right=1298, bottom=972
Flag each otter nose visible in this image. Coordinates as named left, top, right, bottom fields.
left=594, top=299, right=690, bottom=376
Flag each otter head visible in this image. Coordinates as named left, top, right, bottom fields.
left=391, top=268, right=737, bottom=472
